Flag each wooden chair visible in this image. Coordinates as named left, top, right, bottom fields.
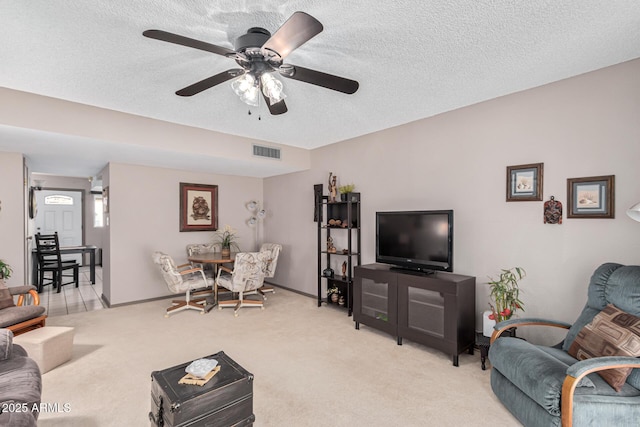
left=34, top=232, right=79, bottom=293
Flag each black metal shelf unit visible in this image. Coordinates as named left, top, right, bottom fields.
left=315, top=188, right=361, bottom=316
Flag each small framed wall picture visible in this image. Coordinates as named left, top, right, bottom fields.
left=506, top=163, right=543, bottom=202
left=567, top=175, right=615, bottom=218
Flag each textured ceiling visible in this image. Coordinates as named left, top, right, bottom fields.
left=1, top=1, right=640, bottom=177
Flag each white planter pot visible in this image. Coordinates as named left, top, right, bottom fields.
left=483, top=310, right=496, bottom=337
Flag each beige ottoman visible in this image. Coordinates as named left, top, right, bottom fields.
left=13, top=326, right=74, bottom=373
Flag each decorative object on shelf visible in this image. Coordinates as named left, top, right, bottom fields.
left=326, top=236, right=336, bottom=253
left=487, top=267, right=526, bottom=323
left=567, top=175, right=615, bottom=218
left=328, top=172, right=337, bottom=203
left=212, top=225, right=239, bottom=258
left=180, top=183, right=219, bottom=232
left=322, top=268, right=334, bottom=278
left=328, top=219, right=341, bottom=227
left=341, top=261, right=347, bottom=279
left=627, top=201, right=640, bottom=222
left=338, top=295, right=345, bottom=306
left=342, top=249, right=348, bottom=254
left=327, top=286, right=339, bottom=303
left=338, top=184, right=355, bottom=201
left=506, top=163, right=543, bottom=202
left=543, top=196, right=563, bottom=224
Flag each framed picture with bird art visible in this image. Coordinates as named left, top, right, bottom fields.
left=179, top=183, right=219, bottom=232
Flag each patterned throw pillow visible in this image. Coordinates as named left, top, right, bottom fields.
left=568, top=304, right=640, bottom=391
left=0, top=280, right=16, bottom=310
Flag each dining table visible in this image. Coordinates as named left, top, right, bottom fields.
left=187, top=251, right=236, bottom=310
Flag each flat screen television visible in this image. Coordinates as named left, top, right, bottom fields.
left=376, top=210, right=453, bottom=273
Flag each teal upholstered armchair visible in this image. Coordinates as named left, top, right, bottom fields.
left=489, top=263, right=640, bottom=427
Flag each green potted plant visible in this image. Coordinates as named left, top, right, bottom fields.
left=338, top=184, right=355, bottom=201
left=487, top=267, right=526, bottom=323
left=0, top=259, right=12, bottom=281
left=212, top=225, right=240, bottom=258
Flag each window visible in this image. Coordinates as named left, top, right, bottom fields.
left=44, top=195, right=73, bottom=205
left=94, top=194, right=104, bottom=228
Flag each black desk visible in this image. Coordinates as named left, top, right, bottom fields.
left=32, top=245, right=98, bottom=285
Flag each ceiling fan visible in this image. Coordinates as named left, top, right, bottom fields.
left=143, top=11, right=359, bottom=115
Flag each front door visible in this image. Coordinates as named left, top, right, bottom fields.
left=35, top=190, right=83, bottom=264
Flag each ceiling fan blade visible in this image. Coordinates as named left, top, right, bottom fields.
left=279, top=65, right=359, bottom=94
left=261, top=12, right=323, bottom=59
left=176, top=69, right=245, bottom=97
left=262, top=93, right=288, bottom=115
left=143, top=29, right=236, bottom=57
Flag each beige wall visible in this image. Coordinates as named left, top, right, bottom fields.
left=264, top=59, right=640, bottom=343
left=103, top=162, right=262, bottom=305
left=1, top=59, right=639, bottom=339
left=0, top=151, right=26, bottom=285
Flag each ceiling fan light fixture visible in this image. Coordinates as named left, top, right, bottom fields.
left=260, top=73, right=286, bottom=105
left=232, top=74, right=260, bottom=106
left=144, top=11, right=358, bottom=115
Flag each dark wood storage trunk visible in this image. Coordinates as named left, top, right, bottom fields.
left=150, top=351, right=254, bottom=427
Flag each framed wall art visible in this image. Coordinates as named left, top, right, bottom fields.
left=506, top=163, right=543, bottom=201
left=180, top=183, right=218, bottom=232
left=567, top=175, right=615, bottom=218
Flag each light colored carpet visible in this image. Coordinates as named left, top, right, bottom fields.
left=37, top=288, right=517, bottom=426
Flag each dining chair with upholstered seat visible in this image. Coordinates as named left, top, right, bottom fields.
left=216, top=252, right=266, bottom=316
left=256, top=243, right=282, bottom=299
left=186, top=243, right=220, bottom=276
left=152, top=251, right=214, bottom=317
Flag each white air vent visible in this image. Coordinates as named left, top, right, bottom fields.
left=253, top=144, right=281, bottom=160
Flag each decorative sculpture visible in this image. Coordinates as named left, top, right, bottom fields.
left=544, top=196, right=563, bottom=224
left=327, top=236, right=337, bottom=253
left=328, top=172, right=337, bottom=203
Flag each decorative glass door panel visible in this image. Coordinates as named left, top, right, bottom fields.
left=407, top=287, right=444, bottom=338
left=361, top=278, right=389, bottom=322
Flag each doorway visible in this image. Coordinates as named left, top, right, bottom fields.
left=35, top=189, right=84, bottom=264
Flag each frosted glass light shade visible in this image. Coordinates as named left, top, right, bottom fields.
left=260, top=73, right=286, bottom=105
left=232, top=74, right=259, bottom=107
left=246, top=200, right=258, bottom=212
left=257, top=209, right=266, bottom=219
left=627, top=201, right=640, bottom=222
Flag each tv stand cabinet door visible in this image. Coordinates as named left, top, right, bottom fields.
left=353, top=266, right=398, bottom=337
left=397, top=273, right=476, bottom=365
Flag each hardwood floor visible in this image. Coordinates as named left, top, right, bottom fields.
left=41, top=266, right=106, bottom=317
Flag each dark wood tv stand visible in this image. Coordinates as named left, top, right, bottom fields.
left=353, top=263, right=476, bottom=366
